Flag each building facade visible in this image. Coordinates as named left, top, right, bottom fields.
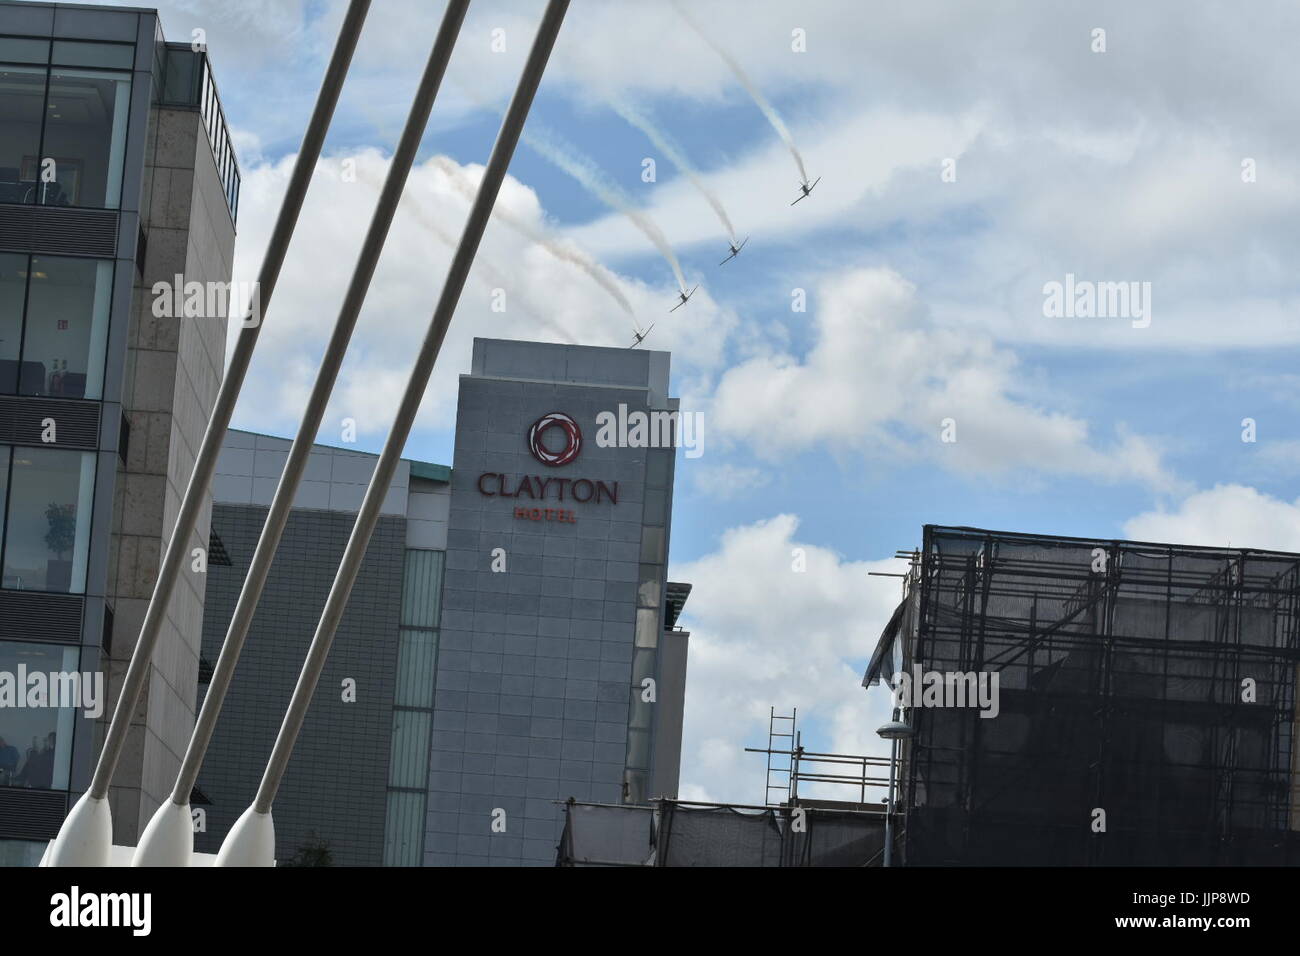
left=426, top=338, right=687, bottom=866
left=193, top=430, right=451, bottom=867
left=190, top=339, right=691, bottom=867
left=0, top=0, right=237, bottom=864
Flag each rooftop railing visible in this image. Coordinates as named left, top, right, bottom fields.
left=156, top=43, right=241, bottom=224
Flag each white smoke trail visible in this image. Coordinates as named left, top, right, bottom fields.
left=452, top=79, right=689, bottom=294
left=609, top=96, right=737, bottom=245
left=431, top=156, right=636, bottom=319
left=522, top=123, right=690, bottom=295
left=672, top=0, right=809, bottom=184
left=356, top=164, right=578, bottom=343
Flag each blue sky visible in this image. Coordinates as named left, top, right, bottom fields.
left=108, top=0, right=1300, bottom=803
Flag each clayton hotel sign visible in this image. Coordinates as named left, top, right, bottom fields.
left=477, top=412, right=618, bottom=523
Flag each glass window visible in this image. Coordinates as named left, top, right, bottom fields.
left=19, top=256, right=112, bottom=399
left=160, top=47, right=199, bottom=106
left=643, top=488, right=667, bottom=525
left=646, top=448, right=671, bottom=489
left=626, top=727, right=651, bottom=769
left=382, top=790, right=426, bottom=867
left=395, top=628, right=437, bottom=709
left=0, top=254, right=24, bottom=393
left=634, top=607, right=660, bottom=649
left=0, top=641, right=79, bottom=791
left=386, top=710, right=431, bottom=789
left=39, top=67, right=132, bottom=208
left=51, top=41, right=134, bottom=71
left=639, top=525, right=665, bottom=564
left=623, top=768, right=648, bottom=805
left=400, top=549, right=444, bottom=627
left=0, top=63, right=49, bottom=205
left=2, top=447, right=95, bottom=594
left=0, top=838, right=49, bottom=867
left=0, top=39, right=49, bottom=65
left=631, top=646, right=656, bottom=687
left=628, top=690, right=653, bottom=732
left=637, top=565, right=662, bottom=609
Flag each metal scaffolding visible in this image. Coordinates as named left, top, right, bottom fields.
left=885, top=525, right=1300, bottom=865
left=745, top=708, right=893, bottom=811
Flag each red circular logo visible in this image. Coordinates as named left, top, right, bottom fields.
left=527, top=412, right=582, bottom=467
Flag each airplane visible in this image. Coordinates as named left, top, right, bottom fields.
left=629, top=322, right=655, bottom=348
left=718, top=237, right=749, bottom=265
left=790, top=176, right=822, bottom=205
left=669, top=285, right=699, bottom=312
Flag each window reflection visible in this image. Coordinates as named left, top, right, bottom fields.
left=0, top=64, right=48, bottom=205
left=1, top=447, right=95, bottom=594
left=0, top=641, right=78, bottom=791
left=0, top=49, right=132, bottom=210
left=39, top=68, right=132, bottom=208
left=0, top=255, right=23, bottom=393
left=20, top=256, right=113, bottom=399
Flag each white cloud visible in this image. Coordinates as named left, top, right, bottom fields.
left=692, top=463, right=770, bottom=500
left=1124, top=484, right=1300, bottom=552
left=225, top=149, right=739, bottom=440
left=670, top=514, right=904, bottom=803
left=708, top=266, right=1177, bottom=488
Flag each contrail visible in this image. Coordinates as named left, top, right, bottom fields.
left=672, top=0, right=809, bottom=184
left=357, top=164, right=578, bottom=343
left=454, top=79, right=689, bottom=294
left=432, top=156, right=636, bottom=318
left=350, top=97, right=635, bottom=319
left=609, top=96, right=737, bottom=245
left=523, top=122, right=690, bottom=294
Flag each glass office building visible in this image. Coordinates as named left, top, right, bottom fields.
left=0, top=1, right=238, bottom=864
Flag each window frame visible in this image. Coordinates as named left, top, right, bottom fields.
left=0, top=444, right=98, bottom=595
left=0, top=34, right=136, bottom=211
left=0, top=251, right=115, bottom=401
left=0, top=638, right=82, bottom=792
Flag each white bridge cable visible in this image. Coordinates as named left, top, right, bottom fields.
left=129, top=0, right=473, bottom=867
left=44, top=0, right=374, bottom=868
left=215, top=0, right=572, bottom=866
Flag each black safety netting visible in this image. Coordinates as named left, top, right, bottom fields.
left=900, top=526, right=1300, bottom=865
left=557, top=801, right=886, bottom=866
left=556, top=803, right=656, bottom=866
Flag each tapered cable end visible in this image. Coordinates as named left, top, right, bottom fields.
left=214, top=805, right=276, bottom=867
left=132, top=800, right=195, bottom=867
left=44, top=792, right=113, bottom=867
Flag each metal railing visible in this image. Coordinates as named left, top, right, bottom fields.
left=158, top=44, right=241, bottom=224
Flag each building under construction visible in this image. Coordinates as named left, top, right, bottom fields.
left=866, top=525, right=1300, bottom=865
left=561, top=523, right=1300, bottom=866
left=557, top=707, right=891, bottom=865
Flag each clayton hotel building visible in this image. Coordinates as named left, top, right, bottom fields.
left=193, top=338, right=691, bottom=867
